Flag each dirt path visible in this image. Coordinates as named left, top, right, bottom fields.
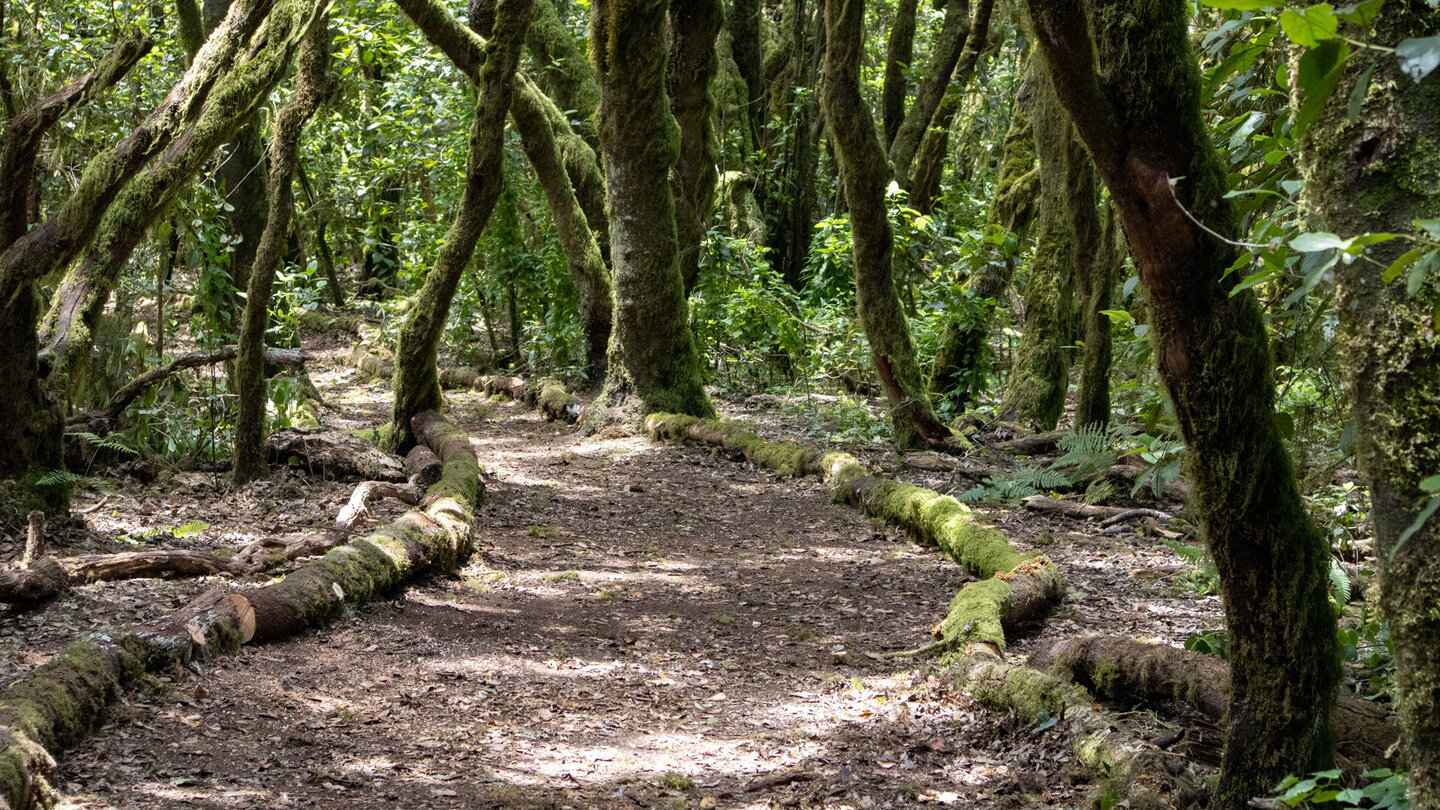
left=55, top=394, right=1093, bottom=809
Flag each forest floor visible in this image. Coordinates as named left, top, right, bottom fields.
left=2, top=333, right=1224, bottom=809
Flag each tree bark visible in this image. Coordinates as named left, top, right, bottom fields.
left=886, top=0, right=969, bottom=188
left=881, top=0, right=918, bottom=149
left=726, top=0, right=765, bottom=155
left=908, top=0, right=994, bottom=213
left=996, top=60, right=1077, bottom=431
left=1295, top=3, right=1440, bottom=803
left=1023, top=0, right=1341, bottom=805
left=1074, top=201, right=1119, bottom=428
left=586, top=0, right=715, bottom=424
left=232, top=13, right=331, bottom=483
left=821, top=0, right=949, bottom=450
left=524, top=0, right=601, bottom=154
left=667, top=0, right=723, bottom=295
left=386, top=0, right=532, bottom=451
left=765, top=1, right=825, bottom=291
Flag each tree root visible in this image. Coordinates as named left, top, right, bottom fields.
left=0, top=411, right=480, bottom=809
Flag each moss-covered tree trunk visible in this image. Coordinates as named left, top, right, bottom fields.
left=1025, top=0, right=1340, bottom=805
left=386, top=0, right=532, bottom=451
left=0, top=0, right=282, bottom=493
left=727, top=0, right=765, bottom=154
left=995, top=60, right=1075, bottom=431
left=886, top=0, right=969, bottom=189
left=667, top=0, right=723, bottom=295
left=1296, top=3, right=1440, bottom=803
left=36, top=0, right=328, bottom=396
left=1074, top=201, right=1118, bottom=428
left=525, top=0, right=601, bottom=154
left=586, top=0, right=714, bottom=422
left=928, top=64, right=1037, bottom=412
left=908, top=0, right=994, bottom=214
left=881, top=0, right=919, bottom=149
left=765, top=1, right=825, bottom=291
left=822, top=0, right=950, bottom=449
left=232, top=14, right=330, bottom=484
left=510, top=75, right=613, bottom=378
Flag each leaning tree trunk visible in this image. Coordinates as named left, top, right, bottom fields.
left=908, top=0, right=994, bottom=214
left=37, top=0, right=324, bottom=397
left=232, top=14, right=330, bottom=483
left=0, top=0, right=283, bottom=494
left=821, top=0, right=950, bottom=450
left=995, top=59, right=1077, bottom=432
left=667, top=0, right=723, bottom=295
left=1024, top=0, right=1340, bottom=806
left=928, top=64, right=1037, bottom=413
left=586, top=0, right=714, bottom=423
left=1296, top=3, right=1440, bottom=804
left=387, top=0, right=532, bottom=452
left=886, top=0, right=969, bottom=189
left=881, top=0, right=918, bottom=149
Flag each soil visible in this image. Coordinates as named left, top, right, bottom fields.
left=1, top=335, right=1228, bottom=810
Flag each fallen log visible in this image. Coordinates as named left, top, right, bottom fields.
left=348, top=344, right=394, bottom=380
left=266, top=427, right=407, bottom=482
left=1029, top=634, right=1400, bottom=767
left=0, top=557, right=69, bottom=605
left=996, top=430, right=1064, bottom=454
left=438, top=366, right=484, bottom=390
left=535, top=379, right=583, bottom=423
left=65, top=345, right=311, bottom=433
left=0, top=411, right=479, bottom=808
left=479, top=374, right=528, bottom=400
left=58, top=550, right=239, bottom=584
left=234, top=479, right=421, bottom=571
left=1021, top=495, right=1175, bottom=525
left=404, top=444, right=443, bottom=489
left=645, top=413, right=1060, bottom=653
left=645, top=414, right=821, bottom=477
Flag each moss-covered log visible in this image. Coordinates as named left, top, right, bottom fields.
left=1295, top=4, right=1440, bottom=802
left=667, top=0, right=723, bottom=295
left=645, top=413, right=822, bottom=477
left=585, top=0, right=714, bottom=425
left=821, top=0, right=950, bottom=449
left=1025, top=0, right=1341, bottom=803
left=536, top=379, right=583, bottom=423
left=645, top=412, right=1058, bottom=652
left=995, top=59, right=1076, bottom=431
left=233, top=13, right=331, bottom=483
left=1031, top=635, right=1401, bottom=768
left=387, top=0, right=531, bottom=452
left=0, top=411, right=477, bottom=808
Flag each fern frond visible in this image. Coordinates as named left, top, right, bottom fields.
left=35, top=468, right=83, bottom=487
left=1083, top=479, right=1117, bottom=505
left=1328, top=558, right=1351, bottom=609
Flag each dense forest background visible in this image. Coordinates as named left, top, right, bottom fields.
left=1, top=0, right=1438, bottom=807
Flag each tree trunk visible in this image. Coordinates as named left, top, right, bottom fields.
left=1024, top=0, right=1341, bottom=805
left=727, top=0, right=765, bottom=155
left=764, top=2, right=824, bottom=292
left=881, top=0, right=918, bottom=149
left=510, top=74, right=613, bottom=377
left=586, top=0, right=714, bottom=423
left=886, top=0, right=969, bottom=188
left=995, top=60, right=1075, bottom=432
left=928, top=65, right=1036, bottom=412
left=387, top=0, right=532, bottom=452
left=908, top=0, right=994, bottom=214
left=232, top=13, right=330, bottom=483
left=1296, top=3, right=1440, bottom=804
left=667, top=0, right=723, bottom=295
left=821, top=0, right=949, bottom=450
left=1074, top=202, right=1119, bottom=428
left=524, top=0, right=601, bottom=154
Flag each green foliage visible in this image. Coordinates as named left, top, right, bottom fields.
left=1274, top=768, right=1411, bottom=809
left=1185, top=629, right=1231, bottom=660
left=1167, top=540, right=1221, bottom=596
left=1053, top=422, right=1140, bottom=476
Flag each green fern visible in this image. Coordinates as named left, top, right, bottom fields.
left=35, top=468, right=83, bottom=488
left=960, top=466, right=1072, bottom=504
left=68, top=431, right=138, bottom=456
left=1165, top=539, right=1220, bottom=596
left=1054, top=422, right=1139, bottom=475
left=1083, top=478, right=1117, bottom=505
left=1328, top=558, right=1351, bottom=613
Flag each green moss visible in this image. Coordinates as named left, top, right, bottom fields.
left=645, top=414, right=820, bottom=477
left=936, top=578, right=1011, bottom=650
